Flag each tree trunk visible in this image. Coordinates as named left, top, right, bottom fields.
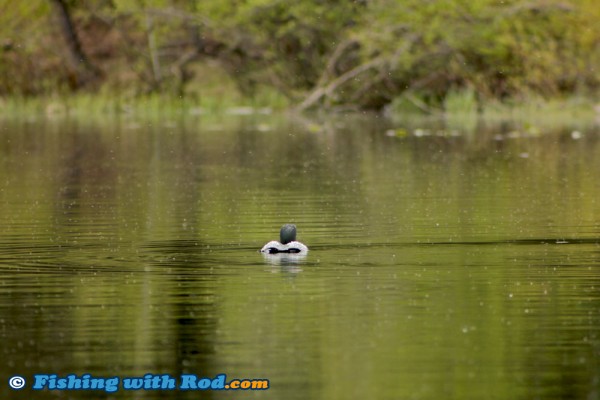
left=48, top=0, right=98, bottom=88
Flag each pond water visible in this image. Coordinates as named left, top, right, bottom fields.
left=0, top=114, right=599, bottom=399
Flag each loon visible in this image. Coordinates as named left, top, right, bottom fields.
left=260, top=224, right=309, bottom=254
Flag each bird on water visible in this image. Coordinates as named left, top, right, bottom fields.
left=260, top=224, right=308, bottom=254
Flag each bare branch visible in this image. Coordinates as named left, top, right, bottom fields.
left=296, top=56, right=386, bottom=111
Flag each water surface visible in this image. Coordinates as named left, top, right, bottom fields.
left=1, top=115, right=599, bottom=399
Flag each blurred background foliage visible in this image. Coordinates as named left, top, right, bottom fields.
left=0, top=0, right=598, bottom=111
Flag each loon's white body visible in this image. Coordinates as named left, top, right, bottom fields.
left=260, top=224, right=309, bottom=254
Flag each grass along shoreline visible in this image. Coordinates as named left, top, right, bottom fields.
left=0, top=92, right=598, bottom=133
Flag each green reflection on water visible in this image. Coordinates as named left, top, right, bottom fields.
left=0, top=116, right=599, bottom=399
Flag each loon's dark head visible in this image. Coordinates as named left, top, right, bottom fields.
left=280, top=224, right=297, bottom=245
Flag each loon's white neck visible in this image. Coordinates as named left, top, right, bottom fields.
left=260, top=240, right=308, bottom=254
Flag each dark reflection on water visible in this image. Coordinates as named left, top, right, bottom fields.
left=0, top=116, right=599, bottom=399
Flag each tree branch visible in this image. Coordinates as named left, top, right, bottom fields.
left=296, top=56, right=386, bottom=111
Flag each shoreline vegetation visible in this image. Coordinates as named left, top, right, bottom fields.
left=1, top=93, right=597, bottom=144
left=1, top=91, right=597, bottom=126
left=1, top=1, right=599, bottom=123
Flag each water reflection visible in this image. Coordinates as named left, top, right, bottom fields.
left=261, top=252, right=308, bottom=272
left=0, top=115, right=599, bottom=399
